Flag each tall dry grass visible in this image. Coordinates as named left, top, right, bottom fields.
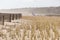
left=22, top=16, right=60, bottom=40
left=0, top=16, right=60, bottom=40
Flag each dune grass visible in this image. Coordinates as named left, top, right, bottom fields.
left=0, top=16, right=60, bottom=40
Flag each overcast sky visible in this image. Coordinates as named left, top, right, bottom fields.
left=0, top=0, right=60, bottom=9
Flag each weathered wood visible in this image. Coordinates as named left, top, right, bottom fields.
left=17, top=14, right=22, bottom=19
left=12, top=14, right=14, bottom=20
left=2, top=16, right=4, bottom=25
left=19, top=14, right=22, bottom=18
left=16, top=14, right=17, bottom=19
left=9, top=14, right=11, bottom=22
left=0, top=13, right=22, bottom=25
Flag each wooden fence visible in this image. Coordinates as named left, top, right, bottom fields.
left=0, top=13, right=22, bottom=25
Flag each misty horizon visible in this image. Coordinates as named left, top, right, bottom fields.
left=0, top=0, right=60, bottom=9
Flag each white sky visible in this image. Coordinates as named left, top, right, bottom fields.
left=0, top=0, right=60, bottom=9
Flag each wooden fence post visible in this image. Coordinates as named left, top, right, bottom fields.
left=16, top=14, right=17, bottom=19
left=19, top=14, right=20, bottom=19
left=9, top=14, right=11, bottom=22
left=2, top=16, right=4, bottom=25
left=19, top=14, right=22, bottom=19
left=17, top=14, right=20, bottom=19
left=12, top=14, right=14, bottom=20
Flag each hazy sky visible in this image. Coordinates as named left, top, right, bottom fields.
left=0, top=0, right=60, bottom=9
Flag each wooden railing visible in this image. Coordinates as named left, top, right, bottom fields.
left=0, top=13, right=22, bottom=25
